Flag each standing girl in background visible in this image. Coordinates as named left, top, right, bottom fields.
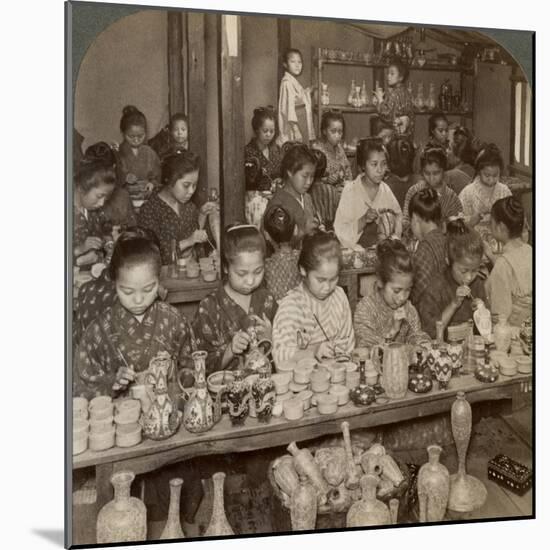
left=264, top=144, right=318, bottom=241
left=403, top=147, right=462, bottom=230
left=193, top=225, right=277, bottom=374
left=277, top=49, right=315, bottom=145
left=116, top=105, right=161, bottom=193
left=417, top=219, right=488, bottom=339
left=408, top=188, right=447, bottom=306
left=485, top=197, right=532, bottom=327
left=354, top=239, right=430, bottom=347
left=334, top=138, right=402, bottom=249
left=377, top=57, right=415, bottom=138
left=312, top=110, right=353, bottom=191
left=264, top=206, right=302, bottom=302
left=73, top=142, right=117, bottom=267
left=149, top=112, right=190, bottom=162
left=272, top=231, right=355, bottom=366
left=138, top=151, right=217, bottom=264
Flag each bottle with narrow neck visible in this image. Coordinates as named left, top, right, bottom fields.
left=205, top=472, right=234, bottom=536
left=160, top=478, right=185, bottom=539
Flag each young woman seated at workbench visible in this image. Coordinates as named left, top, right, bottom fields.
left=272, top=231, right=355, bottom=366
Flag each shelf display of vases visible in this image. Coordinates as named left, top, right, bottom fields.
left=205, top=472, right=235, bottom=537
left=448, top=392, right=487, bottom=512
left=160, top=478, right=185, bottom=540
left=417, top=445, right=450, bottom=522
left=96, top=471, right=147, bottom=544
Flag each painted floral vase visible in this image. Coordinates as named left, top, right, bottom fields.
left=96, top=471, right=147, bottom=544
left=350, top=361, right=376, bottom=406
left=160, top=478, right=185, bottom=540
left=226, top=369, right=250, bottom=426
left=433, top=345, right=453, bottom=390
left=447, top=338, right=463, bottom=375
left=251, top=364, right=276, bottom=423
left=417, top=445, right=450, bottom=522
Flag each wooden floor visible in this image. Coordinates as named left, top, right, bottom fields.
left=73, top=406, right=533, bottom=543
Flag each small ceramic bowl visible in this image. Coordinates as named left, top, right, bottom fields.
left=89, top=395, right=112, bottom=410
left=289, top=380, right=309, bottom=393
left=272, top=372, right=292, bottom=395
left=89, top=404, right=114, bottom=421
left=73, top=407, right=88, bottom=422
left=115, top=398, right=141, bottom=415
left=311, top=391, right=328, bottom=407
left=73, top=419, right=89, bottom=437
left=208, top=371, right=235, bottom=394
left=186, top=265, right=200, bottom=278
left=316, top=393, right=338, bottom=415
left=297, top=357, right=317, bottom=371
left=515, top=356, right=532, bottom=374
left=73, top=397, right=88, bottom=415
left=311, top=370, right=331, bottom=393
left=284, top=398, right=305, bottom=421
left=297, top=390, right=313, bottom=410
left=294, top=364, right=314, bottom=385
left=115, top=424, right=142, bottom=448
left=275, top=360, right=296, bottom=375
left=329, top=384, right=350, bottom=406
left=330, top=364, right=347, bottom=385
left=115, top=409, right=141, bottom=425
left=202, top=270, right=217, bottom=282
left=89, top=416, right=114, bottom=434
left=345, top=362, right=358, bottom=374
left=345, top=371, right=361, bottom=389
left=499, top=356, right=518, bottom=376
left=89, top=428, right=116, bottom=452
left=276, top=391, right=294, bottom=404
left=73, top=432, right=88, bottom=455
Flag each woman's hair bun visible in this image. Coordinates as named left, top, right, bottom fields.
left=82, top=141, right=116, bottom=168
left=122, top=105, right=140, bottom=116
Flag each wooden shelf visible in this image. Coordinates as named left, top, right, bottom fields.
left=318, top=57, right=473, bottom=75
left=315, top=104, right=473, bottom=118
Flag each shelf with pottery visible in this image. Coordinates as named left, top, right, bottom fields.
left=314, top=104, right=473, bottom=117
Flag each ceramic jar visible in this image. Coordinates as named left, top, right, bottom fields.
left=284, top=398, right=305, bottom=420
left=160, top=478, right=185, bottom=540
left=205, top=472, right=234, bottom=536
left=96, top=471, right=147, bottom=544
left=251, top=365, right=276, bottom=423
left=311, top=369, right=330, bottom=393
left=372, top=342, right=409, bottom=399
left=447, top=338, right=463, bottom=375
left=290, top=474, right=317, bottom=531
left=494, top=315, right=513, bottom=353
left=417, top=445, right=450, bottom=522
left=226, top=369, right=250, bottom=426
left=287, top=441, right=329, bottom=505
left=346, top=474, right=391, bottom=527
left=433, top=345, right=453, bottom=390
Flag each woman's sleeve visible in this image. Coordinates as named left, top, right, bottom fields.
left=334, top=185, right=359, bottom=249
left=272, top=298, right=301, bottom=366
left=353, top=297, right=385, bottom=348
left=486, top=260, right=513, bottom=321
left=458, top=186, right=475, bottom=218
left=137, top=201, right=170, bottom=264
left=416, top=287, right=443, bottom=339
left=334, top=290, right=356, bottom=355
left=405, top=304, right=431, bottom=345
left=192, top=298, right=226, bottom=375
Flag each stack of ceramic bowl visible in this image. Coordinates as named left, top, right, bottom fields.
left=73, top=397, right=89, bottom=455
left=186, top=259, right=200, bottom=279
left=114, top=399, right=142, bottom=448
left=176, top=258, right=187, bottom=276
left=199, top=256, right=217, bottom=282
left=88, top=396, right=115, bottom=452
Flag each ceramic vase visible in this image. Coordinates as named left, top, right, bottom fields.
left=494, top=315, right=512, bottom=353
left=290, top=474, right=317, bottom=531
left=417, top=445, right=450, bottom=522
left=226, top=369, right=250, bottom=426
left=321, top=83, right=330, bottom=106
left=372, top=342, right=409, bottom=399
left=96, top=471, right=147, bottom=544
left=448, top=392, right=487, bottom=512
left=346, top=474, right=391, bottom=527
left=341, top=421, right=361, bottom=489
left=287, top=441, right=329, bottom=505
left=433, top=345, right=453, bottom=390
left=160, top=478, right=185, bottom=540
left=427, top=83, right=437, bottom=110
left=251, top=364, right=276, bottom=423
left=347, top=79, right=356, bottom=106
left=349, top=361, right=376, bottom=406
left=273, top=455, right=300, bottom=501
left=205, top=472, right=234, bottom=536
left=447, top=338, right=463, bottom=375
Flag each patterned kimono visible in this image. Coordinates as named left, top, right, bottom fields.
left=193, top=286, right=277, bottom=374
left=73, top=203, right=107, bottom=258
left=264, top=248, right=302, bottom=302
left=417, top=267, right=488, bottom=339
left=377, top=83, right=416, bottom=137
left=137, top=193, right=200, bottom=265
left=308, top=179, right=340, bottom=231
left=486, top=240, right=532, bottom=327
left=244, top=139, right=283, bottom=192
left=354, top=289, right=430, bottom=348
left=75, top=301, right=195, bottom=399
left=277, top=71, right=315, bottom=145
left=117, top=141, right=161, bottom=187
left=311, top=140, right=353, bottom=190
left=272, top=283, right=355, bottom=367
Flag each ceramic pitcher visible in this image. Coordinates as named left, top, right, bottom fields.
left=371, top=342, right=409, bottom=400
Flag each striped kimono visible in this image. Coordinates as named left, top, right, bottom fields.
left=272, top=282, right=355, bottom=367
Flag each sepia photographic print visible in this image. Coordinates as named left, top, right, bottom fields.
left=66, top=1, right=534, bottom=547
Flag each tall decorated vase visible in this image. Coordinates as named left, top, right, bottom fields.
left=96, top=471, right=147, bottom=544
left=346, top=474, right=391, bottom=527
left=290, top=473, right=317, bottom=531
left=448, top=392, right=487, bottom=512
left=205, top=472, right=235, bottom=537
left=160, top=478, right=185, bottom=540
left=417, top=445, right=450, bottom=522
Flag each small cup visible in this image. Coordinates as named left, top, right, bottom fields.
left=275, top=360, right=296, bottom=375
left=276, top=391, right=294, bottom=404
left=515, top=356, right=532, bottom=374
left=115, top=424, right=142, bottom=448
left=311, top=370, right=331, bottom=393
left=311, top=391, right=328, bottom=407
left=345, top=371, right=360, bottom=389
left=297, top=389, right=313, bottom=410
left=499, top=356, right=518, bottom=376
left=202, top=270, right=217, bottom=282
left=272, top=402, right=284, bottom=417
left=89, top=416, right=114, bottom=434
left=294, top=364, right=314, bottom=385
left=316, top=393, right=338, bottom=415
left=284, top=398, right=305, bottom=421
left=272, top=373, right=292, bottom=395
left=89, top=428, right=116, bottom=452
left=329, top=384, right=350, bottom=406
left=289, top=380, right=308, bottom=393
left=330, top=364, right=346, bottom=384
left=73, top=419, right=89, bottom=437
left=73, top=432, right=88, bottom=455
left=89, top=403, right=114, bottom=421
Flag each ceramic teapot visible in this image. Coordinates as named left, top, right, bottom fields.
left=140, top=352, right=182, bottom=440
left=178, top=351, right=223, bottom=433
left=243, top=326, right=273, bottom=374
left=371, top=341, right=409, bottom=400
